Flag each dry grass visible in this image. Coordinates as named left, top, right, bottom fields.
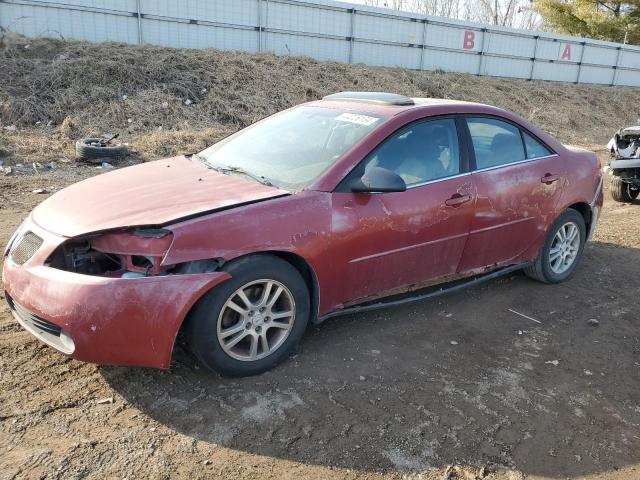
left=1, top=34, right=640, bottom=165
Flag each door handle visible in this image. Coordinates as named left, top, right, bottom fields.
left=445, top=193, right=472, bottom=207
left=541, top=173, right=560, bottom=184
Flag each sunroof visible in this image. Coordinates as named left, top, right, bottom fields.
left=322, top=92, right=415, bottom=106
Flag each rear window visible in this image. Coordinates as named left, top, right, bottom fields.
left=523, top=132, right=552, bottom=159
left=466, top=117, right=525, bottom=169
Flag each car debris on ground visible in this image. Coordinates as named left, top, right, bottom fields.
left=75, top=134, right=128, bottom=163
left=508, top=309, right=542, bottom=324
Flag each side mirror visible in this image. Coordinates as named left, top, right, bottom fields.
left=351, top=166, right=407, bottom=193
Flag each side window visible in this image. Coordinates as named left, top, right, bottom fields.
left=361, top=118, right=460, bottom=186
left=523, top=132, right=552, bottom=159
left=466, top=117, right=525, bottom=169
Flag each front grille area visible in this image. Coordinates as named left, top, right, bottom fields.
left=5, top=293, right=74, bottom=354
left=9, top=231, right=43, bottom=265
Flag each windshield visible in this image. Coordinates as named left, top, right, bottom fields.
left=198, top=106, right=387, bottom=191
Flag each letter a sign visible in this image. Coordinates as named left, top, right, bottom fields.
left=559, top=43, right=571, bottom=61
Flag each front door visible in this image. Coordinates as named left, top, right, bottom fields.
left=329, top=117, right=475, bottom=307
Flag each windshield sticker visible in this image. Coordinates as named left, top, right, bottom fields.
left=335, top=113, right=379, bottom=127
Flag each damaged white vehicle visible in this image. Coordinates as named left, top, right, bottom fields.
left=606, top=125, right=640, bottom=202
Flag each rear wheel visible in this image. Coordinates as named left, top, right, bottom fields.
left=187, top=254, right=310, bottom=377
left=525, top=209, right=586, bottom=284
left=610, top=175, right=639, bottom=202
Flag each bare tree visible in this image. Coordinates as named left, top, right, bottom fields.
left=354, top=0, right=542, bottom=29
left=412, top=0, right=463, bottom=18
left=360, top=0, right=411, bottom=9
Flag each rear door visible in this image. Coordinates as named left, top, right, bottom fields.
left=457, top=116, right=565, bottom=273
left=329, top=117, right=475, bottom=306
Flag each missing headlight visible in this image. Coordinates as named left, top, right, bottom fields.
left=131, top=255, right=154, bottom=269
left=47, top=228, right=174, bottom=277
left=46, top=229, right=224, bottom=278
left=47, top=240, right=124, bottom=276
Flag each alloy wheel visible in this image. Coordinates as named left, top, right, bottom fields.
left=217, top=279, right=296, bottom=361
left=549, top=221, right=581, bottom=274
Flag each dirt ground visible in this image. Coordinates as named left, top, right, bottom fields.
left=1, top=144, right=640, bottom=480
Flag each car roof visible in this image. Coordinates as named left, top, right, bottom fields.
left=309, top=92, right=494, bottom=117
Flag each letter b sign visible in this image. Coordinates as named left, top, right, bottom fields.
left=463, top=31, right=475, bottom=50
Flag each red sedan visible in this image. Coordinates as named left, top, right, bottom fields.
left=2, top=92, right=603, bottom=376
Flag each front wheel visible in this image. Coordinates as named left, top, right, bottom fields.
left=525, top=209, right=586, bottom=284
left=186, top=254, right=310, bottom=377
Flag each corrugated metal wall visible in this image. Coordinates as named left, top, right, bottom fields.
left=2, top=0, right=639, bottom=87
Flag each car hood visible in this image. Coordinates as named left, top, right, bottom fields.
left=31, top=156, right=289, bottom=237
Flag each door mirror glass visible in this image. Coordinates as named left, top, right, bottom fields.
left=351, top=167, right=407, bottom=193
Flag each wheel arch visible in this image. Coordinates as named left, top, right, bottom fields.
left=525, top=205, right=589, bottom=284
left=171, top=250, right=320, bottom=363
left=218, top=250, right=320, bottom=324
left=264, top=251, right=320, bottom=324
left=566, top=202, right=592, bottom=233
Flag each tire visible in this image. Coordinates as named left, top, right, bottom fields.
left=610, top=176, right=639, bottom=203
left=186, top=254, right=310, bottom=377
left=75, top=138, right=128, bottom=161
left=525, top=208, right=586, bottom=284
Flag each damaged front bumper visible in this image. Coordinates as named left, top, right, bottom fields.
left=2, top=218, right=230, bottom=368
